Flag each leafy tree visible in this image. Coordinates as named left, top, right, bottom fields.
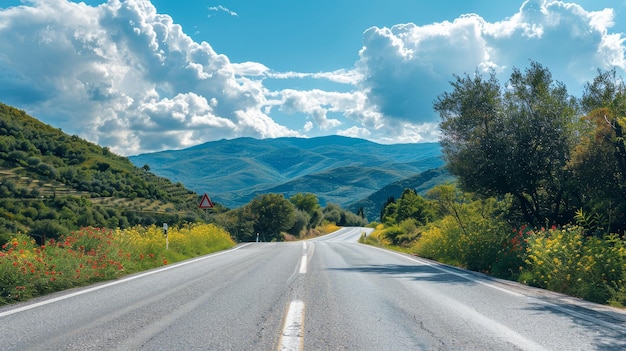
left=308, top=209, right=324, bottom=229
left=323, top=203, right=342, bottom=224
left=26, top=156, right=42, bottom=166
left=212, top=206, right=255, bottom=242
left=322, top=203, right=367, bottom=227
left=380, top=201, right=397, bottom=225
left=571, top=69, right=626, bottom=233
left=581, top=68, right=626, bottom=116
left=247, top=193, right=296, bottom=241
left=434, top=62, right=578, bottom=226
left=289, top=193, right=320, bottom=215
left=37, top=163, right=58, bottom=179
left=427, top=183, right=471, bottom=236
left=380, top=196, right=396, bottom=223
left=394, top=189, right=434, bottom=225
left=288, top=209, right=310, bottom=236
left=340, top=211, right=368, bottom=227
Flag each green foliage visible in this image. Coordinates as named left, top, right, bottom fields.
left=323, top=203, right=342, bottom=224
left=568, top=105, right=626, bottom=233
left=323, top=203, right=367, bottom=227
left=290, top=193, right=325, bottom=230
left=379, top=188, right=434, bottom=245
left=574, top=208, right=611, bottom=237
left=434, top=62, right=578, bottom=226
left=288, top=209, right=310, bottom=236
left=435, top=64, right=626, bottom=233
left=211, top=206, right=255, bottom=242
left=0, top=224, right=235, bottom=304
left=414, top=186, right=515, bottom=274
left=289, top=193, right=320, bottom=214
left=381, top=219, right=421, bottom=247
left=522, top=226, right=626, bottom=304
left=0, top=102, right=206, bottom=242
left=395, top=189, right=433, bottom=224
left=248, top=193, right=296, bottom=241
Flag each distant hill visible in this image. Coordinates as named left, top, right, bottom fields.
left=347, top=167, right=455, bottom=221
left=129, top=136, right=445, bottom=209
left=0, top=103, right=206, bottom=242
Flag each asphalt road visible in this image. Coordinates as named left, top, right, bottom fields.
left=1, top=227, right=626, bottom=350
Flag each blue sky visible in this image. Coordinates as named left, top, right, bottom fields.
left=1, top=0, right=625, bottom=155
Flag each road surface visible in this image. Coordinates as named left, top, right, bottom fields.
left=1, top=227, right=626, bottom=350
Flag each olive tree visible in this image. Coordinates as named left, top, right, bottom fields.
left=434, top=62, right=579, bottom=226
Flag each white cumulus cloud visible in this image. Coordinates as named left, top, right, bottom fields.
left=355, top=0, right=626, bottom=143
left=0, top=0, right=624, bottom=155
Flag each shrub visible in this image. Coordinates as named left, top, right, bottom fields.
left=0, top=224, right=235, bottom=305
left=522, top=225, right=626, bottom=304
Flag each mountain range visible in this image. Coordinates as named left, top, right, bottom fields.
left=129, top=136, right=451, bottom=220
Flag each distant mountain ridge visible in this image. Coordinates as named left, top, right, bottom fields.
left=129, top=136, right=446, bottom=210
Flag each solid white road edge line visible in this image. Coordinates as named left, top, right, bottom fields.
left=279, top=299, right=305, bottom=351
left=364, top=244, right=626, bottom=333
left=0, top=243, right=254, bottom=318
left=366, top=244, right=524, bottom=297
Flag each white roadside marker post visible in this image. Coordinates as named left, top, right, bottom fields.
left=163, top=223, right=168, bottom=250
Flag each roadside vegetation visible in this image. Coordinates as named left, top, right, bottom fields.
left=211, top=192, right=366, bottom=242
left=0, top=223, right=234, bottom=305
left=363, top=63, right=626, bottom=307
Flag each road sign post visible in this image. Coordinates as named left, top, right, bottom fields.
left=163, top=223, right=168, bottom=250
left=198, top=193, right=214, bottom=222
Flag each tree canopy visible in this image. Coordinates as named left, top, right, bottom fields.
left=433, top=62, right=626, bottom=233
left=248, top=193, right=296, bottom=241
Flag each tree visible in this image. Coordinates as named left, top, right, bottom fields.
left=570, top=69, right=626, bottom=233
left=427, top=183, right=470, bottom=237
left=434, top=62, right=578, bottom=226
left=323, top=203, right=342, bottom=224
left=308, top=209, right=324, bottom=229
left=247, top=193, right=296, bottom=241
left=288, top=210, right=310, bottom=236
left=395, top=189, right=434, bottom=225
left=213, top=206, right=255, bottom=242
left=289, top=193, right=320, bottom=215
left=380, top=196, right=396, bottom=223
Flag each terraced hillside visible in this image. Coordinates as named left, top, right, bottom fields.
left=0, top=103, right=207, bottom=243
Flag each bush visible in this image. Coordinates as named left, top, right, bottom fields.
left=413, top=217, right=463, bottom=267
left=522, top=225, right=626, bottom=304
left=0, top=224, right=235, bottom=305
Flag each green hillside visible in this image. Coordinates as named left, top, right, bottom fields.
left=0, top=103, right=208, bottom=244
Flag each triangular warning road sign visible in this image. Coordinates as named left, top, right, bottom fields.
left=198, top=193, right=214, bottom=209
